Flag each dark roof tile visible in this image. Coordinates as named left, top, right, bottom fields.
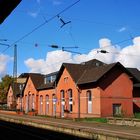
left=134, top=83, right=140, bottom=88
left=77, top=63, right=117, bottom=85
left=38, top=82, right=54, bottom=90
left=57, top=59, right=106, bottom=84
left=28, top=73, right=45, bottom=89
left=127, top=68, right=140, bottom=82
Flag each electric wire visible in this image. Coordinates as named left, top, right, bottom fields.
left=68, top=22, right=78, bottom=47
left=2, top=0, right=81, bottom=53
left=99, top=51, right=140, bottom=57
left=0, top=35, right=137, bottom=58
left=97, top=37, right=133, bottom=50
left=16, top=10, right=140, bottom=29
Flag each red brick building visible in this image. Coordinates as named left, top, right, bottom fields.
left=127, top=68, right=140, bottom=113
left=23, top=73, right=44, bottom=114
left=37, top=72, right=57, bottom=116
left=7, top=59, right=140, bottom=118
left=55, top=60, right=137, bottom=118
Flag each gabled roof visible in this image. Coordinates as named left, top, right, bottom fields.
left=10, top=82, right=20, bottom=97
left=63, top=63, right=86, bottom=83
left=19, top=73, right=45, bottom=90
left=8, top=73, right=44, bottom=97
left=56, top=58, right=140, bottom=87
left=7, top=76, right=27, bottom=97
left=37, top=82, right=54, bottom=90
left=37, top=71, right=58, bottom=90
left=0, top=0, right=21, bottom=24
left=77, top=63, right=117, bottom=85
left=27, top=73, right=45, bottom=89
left=56, top=59, right=106, bottom=84
left=80, top=59, right=106, bottom=67
left=127, top=68, right=140, bottom=82
left=77, top=62, right=140, bottom=85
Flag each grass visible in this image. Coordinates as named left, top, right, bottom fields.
left=75, top=117, right=107, bottom=123
left=37, top=115, right=107, bottom=123
left=134, top=113, right=140, bottom=119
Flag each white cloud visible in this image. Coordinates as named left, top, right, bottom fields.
left=0, top=54, right=12, bottom=77
left=28, top=11, right=39, bottom=18
left=99, top=38, right=111, bottom=48
left=116, top=36, right=140, bottom=69
left=25, top=36, right=140, bottom=75
left=25, top=50, right=73, bottom=74
left=24, top=58, right=45, bottom=73
left=24, top=39, right=118, bottom=74
left=28, top=0, right=41, bottom=18
left=118, top=27, right=126, bottom=32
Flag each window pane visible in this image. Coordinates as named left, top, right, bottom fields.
left=113, top=104, right=121, bottom=116
left=87, top=91, right=92, bottom=101
left=88, top=103, right=92, bottom=113
left=46, top=95, right=49, bottom=114
left=68, top=89, right=73, bottom=112
left=87, top=90, right=92, bottom=113
left=68, top=89, right=72, bottom=102
left=69, top=104, right=73, bottom=112
left=61, top=90, right=65, bottom=101
left=32, top=94, right=35, bottom=110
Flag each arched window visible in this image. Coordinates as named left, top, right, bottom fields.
left=32, top=94, right=35, bottom=110
left=60, top=90, right=65, bottom=117
left=61, top=90, right=65, bottom=102
left=28, top=92, right=32, bottom=111
left=46, top=95, right=49, bottom=115
left=88, top=91, right=92, bottom=102
left=40, top=95, right=43, bottom=114
left=68, top=89, right=73, bottom=112
left=25, top=95, right=28, bottom=113
left=87, top=90, right=92, bottom=113
left=52, top=94, right=56, bottom=116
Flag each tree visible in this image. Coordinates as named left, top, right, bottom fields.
left=0, top=75, right=13, bottom=102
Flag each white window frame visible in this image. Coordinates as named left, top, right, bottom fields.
left=87, top=90, right=92, bottom=113
left=68, top=89, right=73, bottom=113
left=46, top=95, right=49, bottom=114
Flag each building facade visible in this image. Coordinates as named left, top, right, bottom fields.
left=7, top=59, right=140, bottom=118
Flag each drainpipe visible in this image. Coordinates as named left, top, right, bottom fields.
left=54, top=81, right=57, bottom=118
left=28, top=93, right=29, bottom=112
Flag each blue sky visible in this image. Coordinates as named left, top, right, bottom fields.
left=0, top=0, right=140, bottom=78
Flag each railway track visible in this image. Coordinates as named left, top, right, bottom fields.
left=0, top=120, right=89, bottom=140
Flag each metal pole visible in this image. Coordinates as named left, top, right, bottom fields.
left=76, top=86, right=80, bottom=119
left=54, top=81, right=57, bottom=118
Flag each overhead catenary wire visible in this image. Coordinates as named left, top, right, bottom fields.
left=16, top=10, right=140, bottom=29
left=97, top=49, right=140, bottom=57
left=97, top=37, right=134, bottom=50
left=113, top=52, right=140, bottom=57
left=0, top=43, right=10, bottom=47
left=0, top=34, right=136, bottom=57
left=68, top=22, right=78, bottom=47
left=2, top=0, right=81, bottom=53
left=1, top=36, right=136, bottom=56
left=50, top=44, right=81, bottom=54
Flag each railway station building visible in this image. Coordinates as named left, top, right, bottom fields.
left=7, top=59, right=140, bottom=118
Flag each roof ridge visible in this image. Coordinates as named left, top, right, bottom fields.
left=76, top=69, right=87, bottom=85
left=77, top=62, right=120, bottom=85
